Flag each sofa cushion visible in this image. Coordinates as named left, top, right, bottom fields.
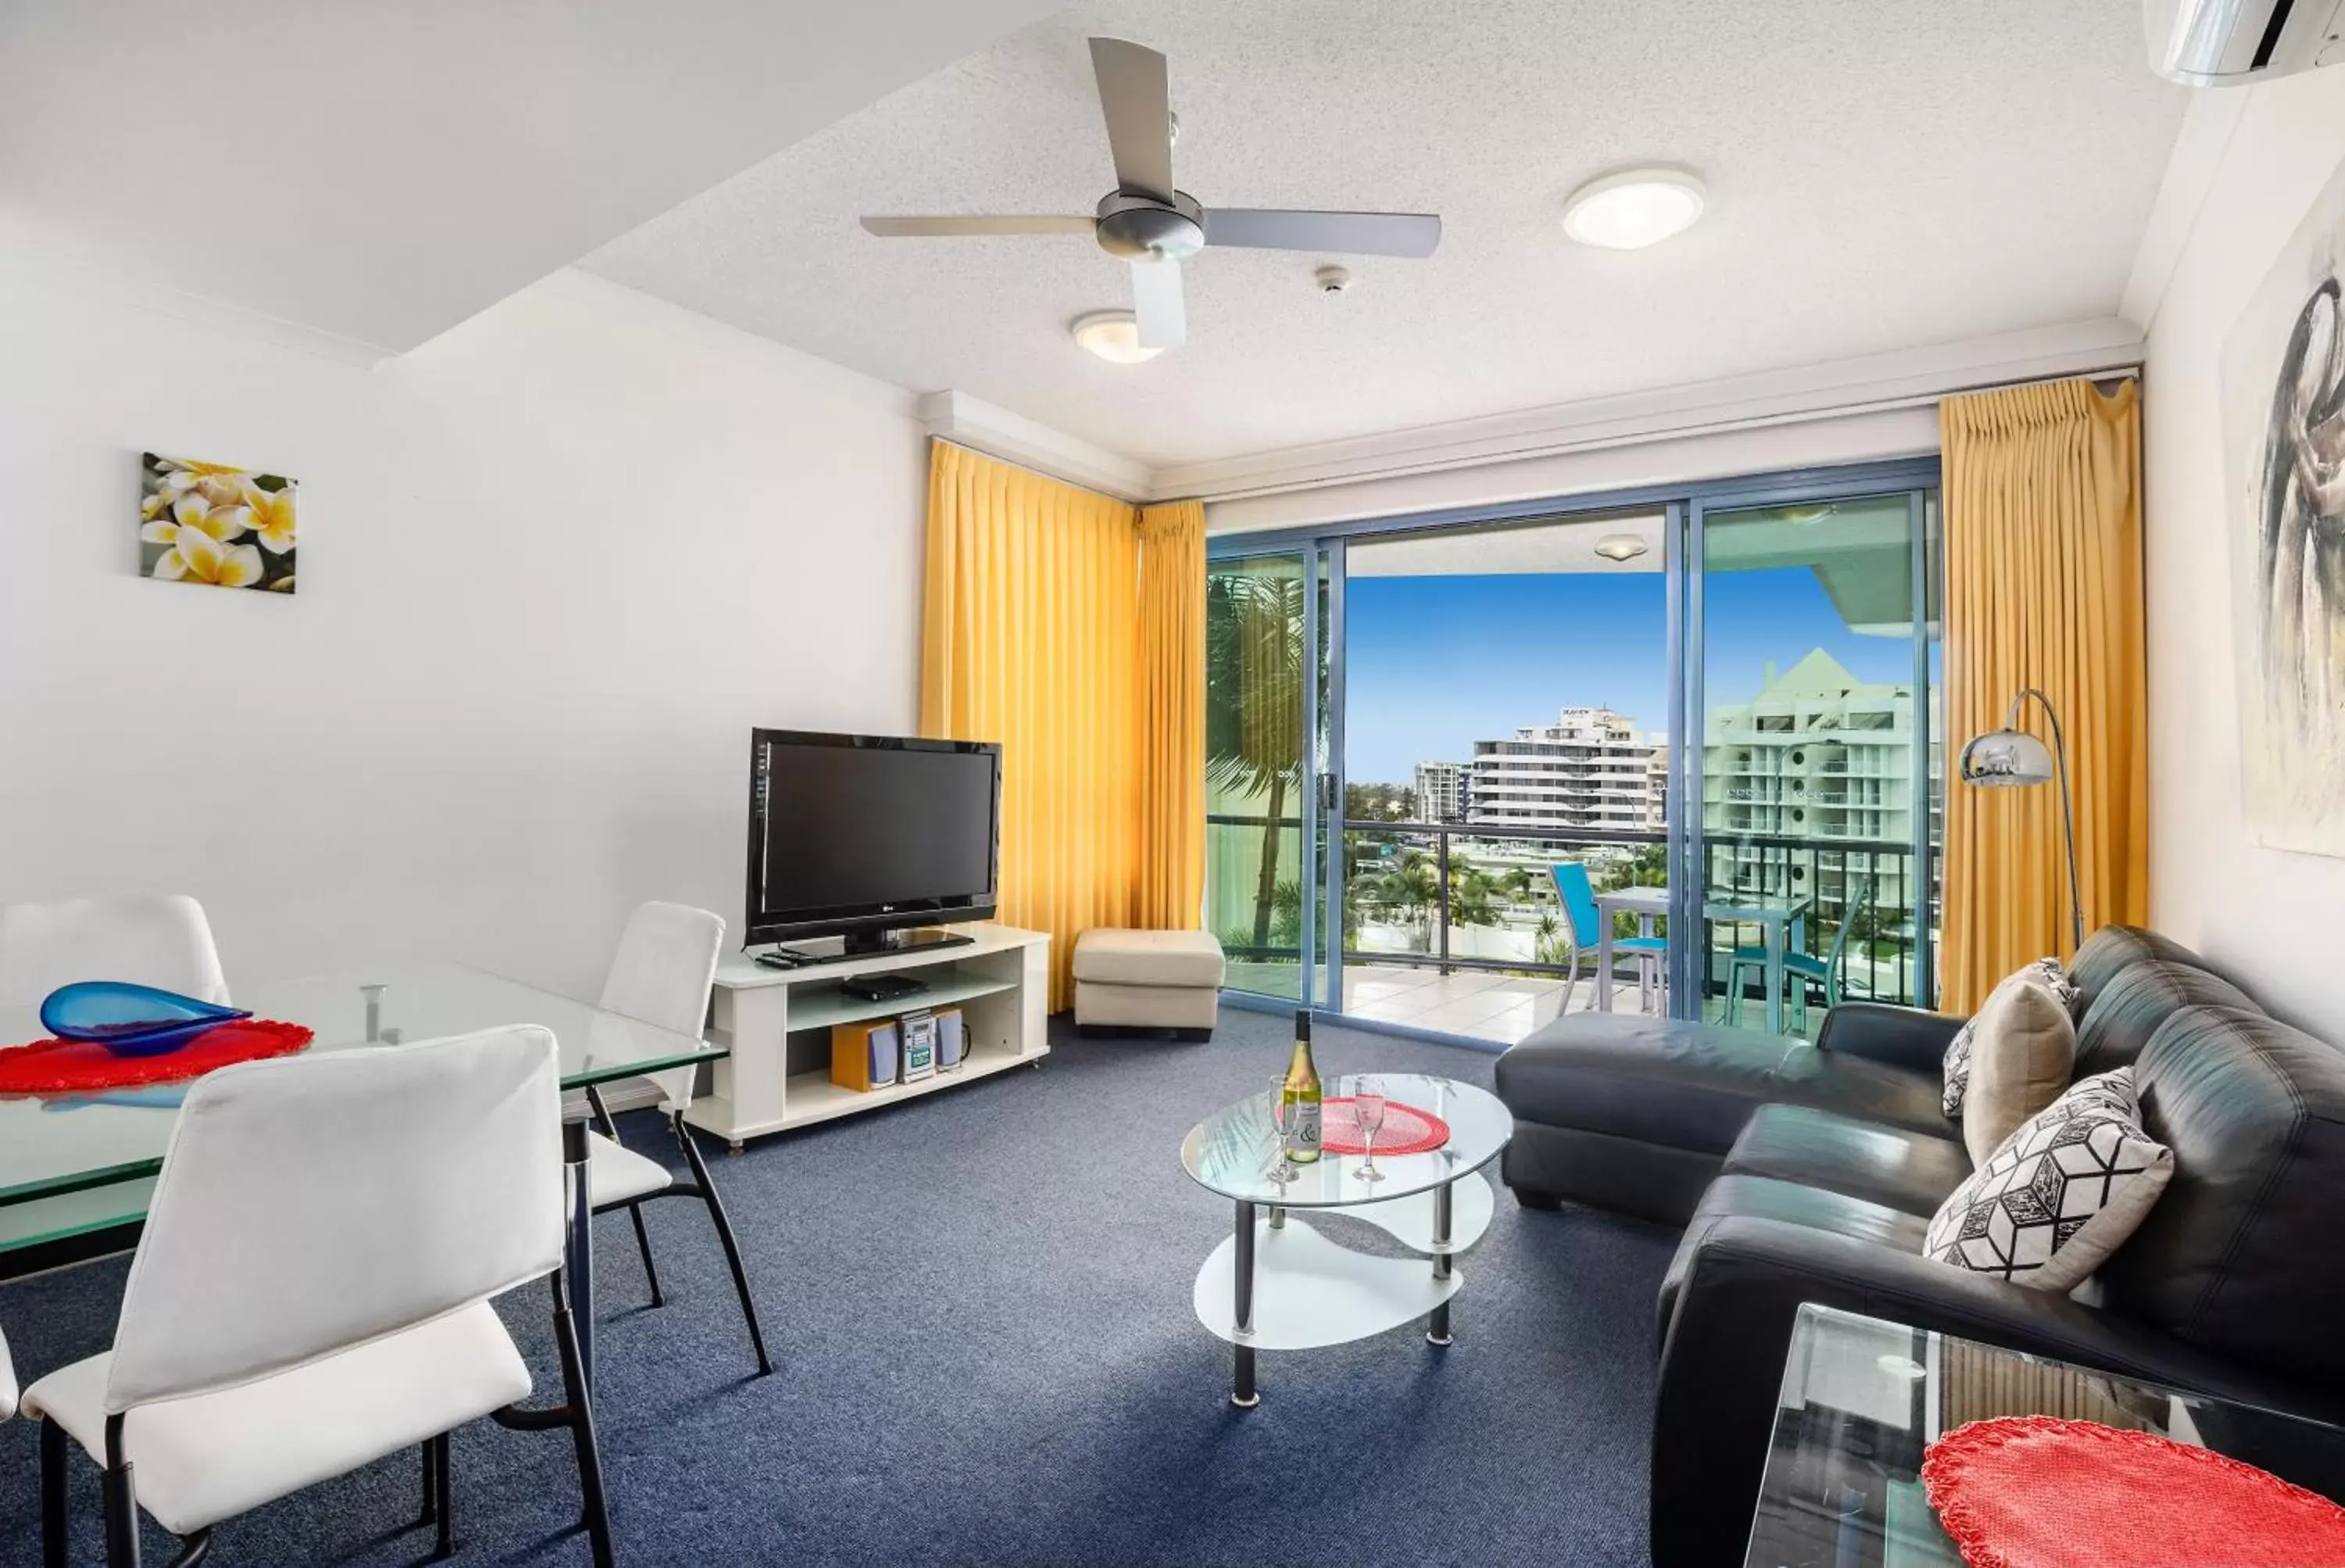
left=1657, top=1174, right=1928, bottom=1348
left=1925, top=1067, right=2174, bottom=1293
left=2072, top=959, right=2261, bottom=1077
left=1943, top=958, right=2079, bottom=1119
left=1723, top=1104, right=1971, bottom=1217
left=2105, top=1006, right=2345, bottom=1392
left=1960, top=976, right=2078, bottom=1166
left=2068, top=925, right=2223, bottom=1014
left=1496, top=1013, right=1949, bottom=1162
left=1069, top=928, right=1226, bottom=987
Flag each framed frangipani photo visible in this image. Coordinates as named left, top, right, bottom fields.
left=139, top=453, right=297, bottom=594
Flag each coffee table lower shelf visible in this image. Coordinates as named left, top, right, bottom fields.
left=1194, top=1171, right=1493, bottom=1405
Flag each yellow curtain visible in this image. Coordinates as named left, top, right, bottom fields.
left=1939, top=378, right=2147, bottom=1011
left=921, top=442, right=1205, bottom=1008
left=1136, top=500, right=1206, bottom=929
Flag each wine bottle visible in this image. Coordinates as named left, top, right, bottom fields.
left=1282, top=1009, right=1323, bottom=1162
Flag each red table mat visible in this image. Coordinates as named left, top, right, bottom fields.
left=0, top=1020, right=313, bottom=1096
left=1321, top=1096, right=1450, bottom=1157
left=1922, top=1416, right=2345, bottom=1568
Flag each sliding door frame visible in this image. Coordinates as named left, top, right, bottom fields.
left=1208, top=454, right=1944, bottom=1030
left=1674, top=460, right=1946, bottom=1020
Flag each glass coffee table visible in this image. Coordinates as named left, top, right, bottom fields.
left=1746, top=1304, right=2345, bottom=1566
left=1179, top=1072, right=1512, bottom=1409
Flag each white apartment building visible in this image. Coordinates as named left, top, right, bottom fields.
left=1702, top=649, right=1942, bottom=850
left=1413, top=760, right=1468, bottom=823
left=1466, top=707, right=1667, bottom=835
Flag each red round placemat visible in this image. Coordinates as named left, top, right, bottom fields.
left=1321, top=1097, right=1450, bottom=1156
left=0, top=1020, right=314, bottom=1096
left=1921, top=1416, right=2345, bottom=1568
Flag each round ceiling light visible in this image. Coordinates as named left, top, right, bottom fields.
left=1069, top=310, right=1162, bottom=364
left=1593, top=533, right=1649, bottom=562
left=1561, top=169, right=1707, bottom=250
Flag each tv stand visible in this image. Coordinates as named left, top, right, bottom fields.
left=688, top=922, right=1050, bottom=1151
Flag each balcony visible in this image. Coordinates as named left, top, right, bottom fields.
left=1208, top=814, right=1936, bottom=1044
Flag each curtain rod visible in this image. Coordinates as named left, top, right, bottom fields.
left=1182, top=360, right=2144, bottom=506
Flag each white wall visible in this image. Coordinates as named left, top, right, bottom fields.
left=0, top=268, right=925, bottom=1000
left=2143, top=67, right=2345, bottom=1037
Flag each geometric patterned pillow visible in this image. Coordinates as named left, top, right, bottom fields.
left=1923, top=1066, right=2174, bottom=1293
left=1942, top=957, right=2082, bottom=1119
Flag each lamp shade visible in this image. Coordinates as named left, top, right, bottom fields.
left=1960, top=728, right=2057, bottom=787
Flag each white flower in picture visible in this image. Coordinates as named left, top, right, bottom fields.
left=140, top=453, right=296, bottom=594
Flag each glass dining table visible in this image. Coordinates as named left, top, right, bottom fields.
left=0, top=962, right=728, bottom=1388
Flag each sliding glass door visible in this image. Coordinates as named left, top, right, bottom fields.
left=1681, top=485, right=1942, bottom=1031
left=1205, top=549, right=1337, bottom=1007
left=1206, top=456, right=1941, bottom=1044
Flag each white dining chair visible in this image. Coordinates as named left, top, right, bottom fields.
left=0, top=895, right=229, bottom=1009
left=582, top=901, right=771, bottom=1376
left=23, top=1026, right=615, bottom=1568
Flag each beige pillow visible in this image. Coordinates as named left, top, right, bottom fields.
left=1960, top=974, right=2077, bottom=1165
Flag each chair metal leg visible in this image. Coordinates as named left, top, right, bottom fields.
left=102, top=1415, right=141, bottom=1568
left=675, top=1112, right=773, bottom=1376
left=626, top=1202, right=664, bottom=1308
left=419, top=1437, right=437, bottom=1526
left=42, top=1416, right=67, bottom=1568
left=430, top=1432, right=453, bottom=1559
left=163, top=1531, right=211, bottom=1568
left=550, top=1274, right=617, bottom=1568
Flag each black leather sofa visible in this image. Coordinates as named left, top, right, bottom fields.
left=1492, top=925, right=2345, bottom=1567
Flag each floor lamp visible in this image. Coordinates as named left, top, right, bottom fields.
left=1958, top=686, right=2084, bottom=953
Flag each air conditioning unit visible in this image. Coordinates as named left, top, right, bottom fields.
left=2147, top=0, right=2345, bottom=85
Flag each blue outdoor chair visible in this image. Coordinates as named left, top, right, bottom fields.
left=1725, top=872, right=1874, bottom=1033
left=1550, top=862, right=1667, bottom=1016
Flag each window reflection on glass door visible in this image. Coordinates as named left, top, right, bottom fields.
left=1205, top=552, right=1315, bottom=1003
left=1693, top=491, right=1942, bottom=1035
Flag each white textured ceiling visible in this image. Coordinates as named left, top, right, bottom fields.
left=0, top=0, right=1064, bottom=352
left=585, top=0, right=2187, bottom=469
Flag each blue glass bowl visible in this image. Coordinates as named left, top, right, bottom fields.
left=39, top=982, right=252, bottom=1058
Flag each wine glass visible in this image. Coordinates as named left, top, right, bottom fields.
left=1265, top=1073, right=1294, bottom=1186
left=1353, top=1076, right=1388, bottom=1184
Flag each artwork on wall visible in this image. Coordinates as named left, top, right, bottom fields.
left=138, top=453, right=297, bottom=594
left=2222, top=159, right=2345, bottom=856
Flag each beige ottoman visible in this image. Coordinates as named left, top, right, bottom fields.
left=1072, top=928, right=1226, bottom=1040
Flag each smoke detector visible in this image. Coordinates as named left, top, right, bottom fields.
left=1314, top=265, right=1353, bottom=293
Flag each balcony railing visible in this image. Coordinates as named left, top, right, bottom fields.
left=1205, top=813, right=1936, bottom=1015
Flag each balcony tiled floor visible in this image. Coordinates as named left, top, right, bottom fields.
left=1219, top=960, right=1785, bottom=1047
left=1222, top=959, right=1667, bottom=1047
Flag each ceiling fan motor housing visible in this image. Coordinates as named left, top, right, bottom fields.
left=1094, top=190, right=1205, bottom=262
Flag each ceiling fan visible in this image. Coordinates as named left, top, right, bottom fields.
left=860, top=38, right=1442, bottom=351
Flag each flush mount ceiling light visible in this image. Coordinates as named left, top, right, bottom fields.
left=1781, top=503, right=1837, bottom=525
left=1069, top=310, right=1162, bottom=364
left=1561, top=168, right=1707, bottom=250
left=1593, top=534, right=1649, bottom=562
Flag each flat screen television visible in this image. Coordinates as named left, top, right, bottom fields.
left=744, top=729, right=1001, bottom=954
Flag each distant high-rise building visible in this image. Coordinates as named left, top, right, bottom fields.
left=1702, top=648, right=1942, bottom=851
left=1413, top=760, right=1468, bottom=823
left=1466, top=707, right=1667, bottom=833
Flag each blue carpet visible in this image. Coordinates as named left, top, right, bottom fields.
left=0, top=1010, right=1673, bottom=1566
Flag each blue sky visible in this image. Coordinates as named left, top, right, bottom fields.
left=1344, top=569, right=1921, bottom=784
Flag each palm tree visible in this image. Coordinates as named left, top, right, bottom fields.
left=1205, top=571, right=1307, bottom=950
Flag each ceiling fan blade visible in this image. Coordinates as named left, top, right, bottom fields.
left=1088, top=38, right=1174, bottom=202
left=1130, top=260, right=1186, bottom=349
left=1203, top=209, right=1443, bottom=258
left=861, top=215, right=1095, bottom=237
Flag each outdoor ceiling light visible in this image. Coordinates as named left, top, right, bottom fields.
left=1593, top=534, right=1649, bottom=562
left=1069, top=310, right=1162, bottom=363
left=1561, top=169, right=1707, bottom=250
